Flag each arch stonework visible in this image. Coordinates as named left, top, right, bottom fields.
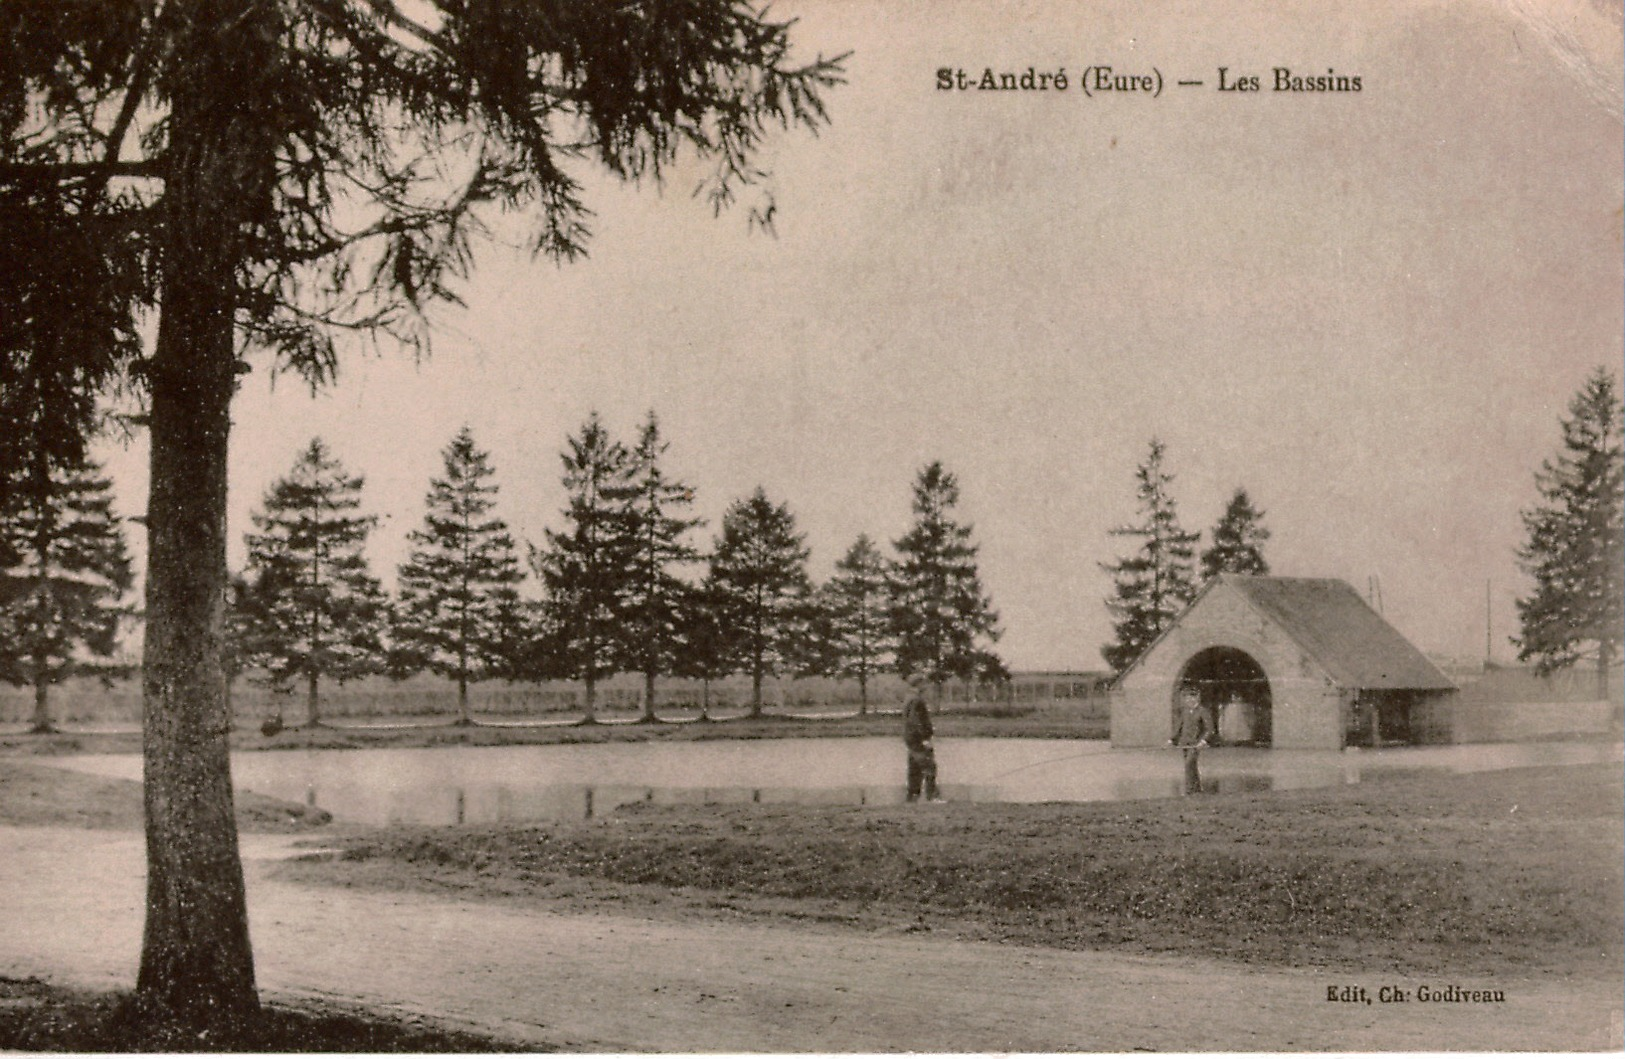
left=1176, top=644, right=1274, bottom=746
left=1110, top=581, right=1346, bottom=749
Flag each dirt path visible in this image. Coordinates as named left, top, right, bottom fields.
left=1, top=826, right=1617, bottom=1052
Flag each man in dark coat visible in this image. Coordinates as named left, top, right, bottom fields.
left=903, top=692, right=941, bottom=802
left=1169, top=684, right=1212, bottom=795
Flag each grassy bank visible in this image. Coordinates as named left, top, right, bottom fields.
left=0, top=703, right=1108, bottom=756
left=0, top=758, right=331, bottom=832
left=0, top=975, right=525, bottom=1052
left=281, top=763, right=1624, bottom=978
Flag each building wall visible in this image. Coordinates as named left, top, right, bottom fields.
left=1111, top=583, right=1346, bottom=750
left=1408, top=690, right=1459, bottom=744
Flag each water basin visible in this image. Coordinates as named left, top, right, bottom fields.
left=49, top=737, right=1621, bottom=827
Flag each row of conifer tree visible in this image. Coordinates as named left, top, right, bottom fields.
left=225, top=413, right=1003, bottom=725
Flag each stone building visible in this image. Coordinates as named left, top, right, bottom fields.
left=1111, top=575, right=1457, bottom=749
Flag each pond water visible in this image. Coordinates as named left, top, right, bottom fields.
left=49, top=737, right=1622, bottom=827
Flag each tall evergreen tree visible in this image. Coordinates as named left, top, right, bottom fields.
left=3, top=3, right=841, bottom=1023
left=234, top=439, right=387, bottom=727
left=1101, top=439, right=1200, bottom=673
left=0, top=452, right=133, bottom=733
left=890, top=462, right=1002, bottom=697
left=624, top=412, right=703, bottom=722
left=533, top=414, right=640, bottom=723
left=824, top=534, right=895, bottom=714
left=795, top=583, right=845, bottom=682
left=1514, top=368, right=1624, bottom=698
left=710, top=488, right=812, bottom=717
left=394, top=428, right=525, bottom=725
left=1200, top=488, right=1271, bottom=581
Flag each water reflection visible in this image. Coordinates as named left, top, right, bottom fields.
left=48, top=736, right=1621, bottom=828
left=330, top=782, right=1018, bottom=826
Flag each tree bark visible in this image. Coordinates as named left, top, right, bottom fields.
left=306, top=669, right=321, bottom=727
left=30, top=662, right=52, bottom=734
left=582, top=666, right=597, bottom=723
left=28, top=447, right=55, bottom=734
left=642, top=669, right=657, bottom=722
left=136, top=14, right=263, bottom=1023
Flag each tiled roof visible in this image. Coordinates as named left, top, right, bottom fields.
left=1222, top=575, right=1456, bottom=690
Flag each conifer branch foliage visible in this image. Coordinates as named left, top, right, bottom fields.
left=821, top=533, right=895, bottom=713
left=533, top=412, right=641, bottom=722
left=0, top=451, right=134, bottom=734
left=2, top=0, right=848, bottom=382
left=889, top=462, right=1001, bottom=694
left=709, top=487, right=811, bottom=716
left=1101, top=439, right=1199, bottom=673
left=672, top=576, right=731, bottom=719
left=1514, top=367, right=1624, bottom=697
left=1200, top=488, right=1271, bottom=581
left=233, top=438, right=388, bottom=727
left=393, top=427, right=524, bottom=724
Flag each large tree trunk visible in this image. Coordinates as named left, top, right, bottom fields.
left=641, top=669, right=657, bottom=722
left=306, top=670, right=321, bottom=728
left=28, top=451, right=55, bottom=735
left=137, top=15, right=264, bottom=1024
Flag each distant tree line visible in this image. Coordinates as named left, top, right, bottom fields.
left=227, top=415, right=1003, bottom=723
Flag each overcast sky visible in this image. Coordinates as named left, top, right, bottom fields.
left=96, top=0, right=1624, bottom=672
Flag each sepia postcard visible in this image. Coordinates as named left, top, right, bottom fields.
left=0, top=0, right=1621, bottom=1052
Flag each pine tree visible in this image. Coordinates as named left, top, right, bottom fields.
left=623, top=413, right=703, bottom=722
left=795, top=584, right=845, bottom=683
left=3, top=2, right=841, bottom=1023
left=1101, top=439, right=1200, bottom=673
left=394, top=428, right=525, bottom=725
left=1514, top=368, right=1625, bottom=698
left=234, top=440, right=387, bottom=727
left=710, top=488, right=812, bottom=717
left=0, top=451, right=133, bottom=734
left=824, top=534, right=896, bottom=714
left=1200, top=488, right=1271, bottom=581
left=533, top=414, right=640, bottom=723
left=890, top=462, right=1002, bottom=698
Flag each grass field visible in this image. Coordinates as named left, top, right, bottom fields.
left=279, top=762, right=1625, bottom=979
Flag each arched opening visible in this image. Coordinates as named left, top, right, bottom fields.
left=1174, top=646, right=1273, bottom=747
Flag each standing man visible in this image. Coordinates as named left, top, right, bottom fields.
left=903, top=691, right=941, bottom=802
left=1169, top=684, right=1212, bottom=795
